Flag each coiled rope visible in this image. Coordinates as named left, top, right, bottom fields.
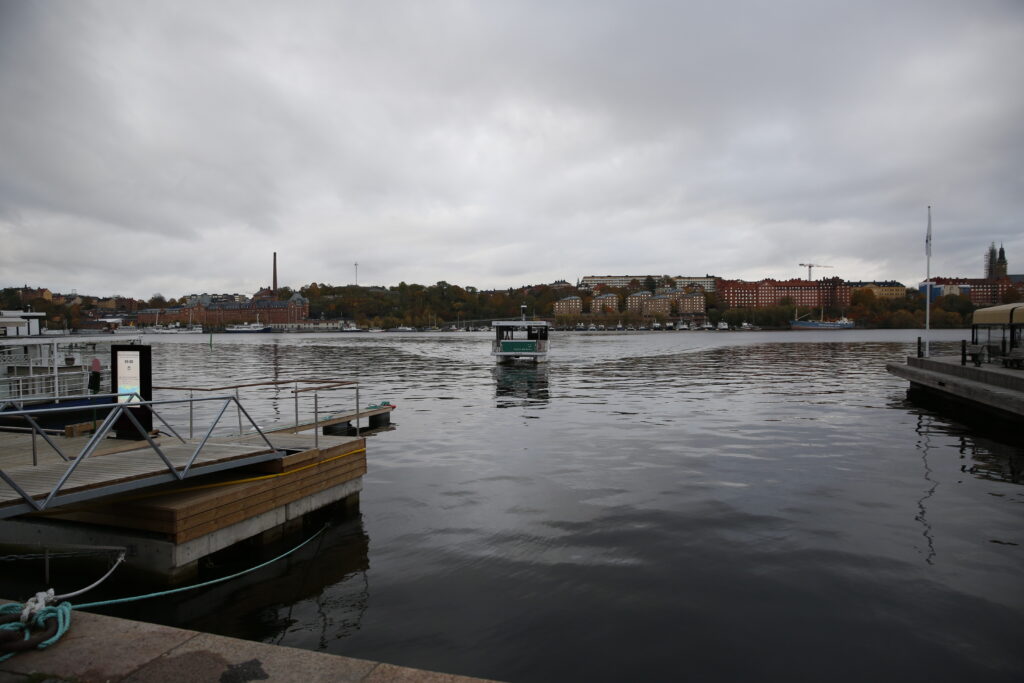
left=0, top=524, right=328, bottom=661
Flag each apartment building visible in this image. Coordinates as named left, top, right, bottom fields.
left=847, top=281, right=908, bottom=299
left=626, top=291, right=653, bottom=313
left=642, top=295, right=673, bottom=317
left=553, top=295, right=583, bottom=316
left=592, top=293, right=620, bottom=314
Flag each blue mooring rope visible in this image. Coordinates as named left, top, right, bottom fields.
left=0, top=602, right=72, bottom=662
left=0, top=524, right=328, bottom=660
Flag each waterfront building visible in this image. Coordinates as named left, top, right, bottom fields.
left=138, top=292, right=310, bottom=327
left=626, top=291, right=653, bottom=313
left=716, top=277, right=851, bottom=310
left=642, top=295, right=672, bottom=317
left=674, top=291, right=706, bottom=313
left=929, top=277, right=1014, bottom=306
left=592, top=293, right=620, bottom=314
left=553, top=295, right=583, bottom=316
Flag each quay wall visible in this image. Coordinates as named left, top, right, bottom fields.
left=0, top=604, right=497, bottom=682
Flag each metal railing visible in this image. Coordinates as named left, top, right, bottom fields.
left=0, top=394, right=280, bottom=518
left=0, top=369, right=112, bottom=401
left=154, top=378, right=362, bottom=447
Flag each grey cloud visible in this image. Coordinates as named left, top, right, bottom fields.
left=1, top=0, right=1022, bottom=297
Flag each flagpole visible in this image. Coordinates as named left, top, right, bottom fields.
left=925, top=205, right=932, bottom=357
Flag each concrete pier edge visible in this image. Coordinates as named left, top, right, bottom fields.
left=887, top=355, right=1024, bottom=421
left=0, top=604, right=499, bottom=682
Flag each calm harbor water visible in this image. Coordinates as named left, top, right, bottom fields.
left=39, top=330, right=1024, bottom=680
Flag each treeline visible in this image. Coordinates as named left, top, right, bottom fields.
left=7, top=281, right=1010, bottom=330
left=299, top=281, right=567, bottom=328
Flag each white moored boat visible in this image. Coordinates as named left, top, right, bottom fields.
left=491, top=309, right=551, bottom=364
left=225, top=315, right=272, bottom=333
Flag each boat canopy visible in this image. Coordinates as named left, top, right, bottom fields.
left=972, top=303, right=1024, bottom=326
left=971, top=303, right=1023, bottom=353
left=491, top=320, right=551, bottom=327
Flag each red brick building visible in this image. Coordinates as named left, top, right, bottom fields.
left=138, top=293, right=309, bottom=327
left=592, top=293, right=620, bottom=314
left=626, top=291, right=652, bottom=313
left=553, top=296, right=583, bottom=316
left=930, top=277, right=1015, bottom=306
left=716, top=277, right=851, bottom=309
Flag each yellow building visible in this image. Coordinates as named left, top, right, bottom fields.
left=848, top=281, right=908, bottom=299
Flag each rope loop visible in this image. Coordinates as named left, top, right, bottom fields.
left=0, top=602, right=72, bottom=661
left=21, top=589, right=55, bottom=622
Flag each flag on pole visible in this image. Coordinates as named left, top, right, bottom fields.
left=925, top=205, right=932, bottom=257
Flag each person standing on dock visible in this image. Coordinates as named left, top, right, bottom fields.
left=88, top=358, right=102, bottom=394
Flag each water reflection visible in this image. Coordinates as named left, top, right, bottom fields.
left=914, top=412, right=938, bottom=565
left=98, top=504, right=370, bottom=648
left=493, top=363, right=550, bottom=408
left=957, top=432, right=1024, bottom=485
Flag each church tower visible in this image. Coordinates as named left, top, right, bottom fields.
left=995, top=244, right=1008, bottom=278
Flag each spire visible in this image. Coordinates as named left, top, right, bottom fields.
left=273, top=252, right=278, bottom=292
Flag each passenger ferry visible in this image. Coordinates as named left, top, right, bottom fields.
left=491, top=308, right=551, bottom=363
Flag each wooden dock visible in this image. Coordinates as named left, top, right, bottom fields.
left=1, top=431, right=369, bottom=579
left=0, top=431, right=282, bottom=518
left=270, top=404, right=395, bottom=434
left=32, top=433, right=366, bottom=543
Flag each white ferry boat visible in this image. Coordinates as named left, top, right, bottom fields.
left=491, top=310, right=551, bottom=364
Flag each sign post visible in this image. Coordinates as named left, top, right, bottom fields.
left=110, top=344, right=152, bottom=438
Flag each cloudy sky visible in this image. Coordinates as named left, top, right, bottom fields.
left=1, top=0, right=1021, bottom=299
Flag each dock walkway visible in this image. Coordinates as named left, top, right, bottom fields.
left=887, top=354, right=1024, bottom=421
left=0, top=433, right=282, bottom=519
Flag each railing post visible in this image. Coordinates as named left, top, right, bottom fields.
left=294, top=381, right=299, bottom=427
left=314, top=391, right=319, bottom=449
left=236, top=387, right=243, bottom=435
left=32, top=427, right=37, bottom=467
left=961, top=339, right=967, bottom=366
left=355, top=384, right=360, bottom=437
left=189, top=390, right=194, bottom=439
left=917, top=337, right=923, bottom=358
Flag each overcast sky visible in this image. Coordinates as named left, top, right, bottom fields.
left=1, top=0, right=1021, bottom=299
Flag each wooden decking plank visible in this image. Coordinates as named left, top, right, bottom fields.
left=93, top=448, right=366, bottom=524
left=21, top=440, right=365, bottom=524
left=40, top=454, right=367, bottom=538
left=0, top=438, right=279, bottom=508
left=173, top=463, right=366, bottom=542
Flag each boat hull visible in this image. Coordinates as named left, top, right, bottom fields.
left=789, top=320, right=854, bottom=330
left=224, top=326, right=273, bottom=333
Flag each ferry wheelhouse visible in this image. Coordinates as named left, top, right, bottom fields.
left=491, top=314, right=551, bottom=364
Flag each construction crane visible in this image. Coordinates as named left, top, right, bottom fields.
left=798, top=263, right=833, bottom=280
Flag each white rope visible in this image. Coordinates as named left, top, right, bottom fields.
left=20, top=590, right=54, bottom=623
left=54, top=553, right=126, bottom=601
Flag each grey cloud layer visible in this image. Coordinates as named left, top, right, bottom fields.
left=1, top=0, right=1021, bottom=297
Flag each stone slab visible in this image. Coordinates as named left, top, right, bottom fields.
left=0, top=608, right=499, bottom=682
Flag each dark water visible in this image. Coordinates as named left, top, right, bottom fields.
left=30, top=330, right=1024, bottom=681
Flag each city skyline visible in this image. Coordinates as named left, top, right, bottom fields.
left=2, top=1, right=1021, bottom=299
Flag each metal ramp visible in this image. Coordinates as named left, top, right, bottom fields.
left=0, top=394, right=285, bottom=519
